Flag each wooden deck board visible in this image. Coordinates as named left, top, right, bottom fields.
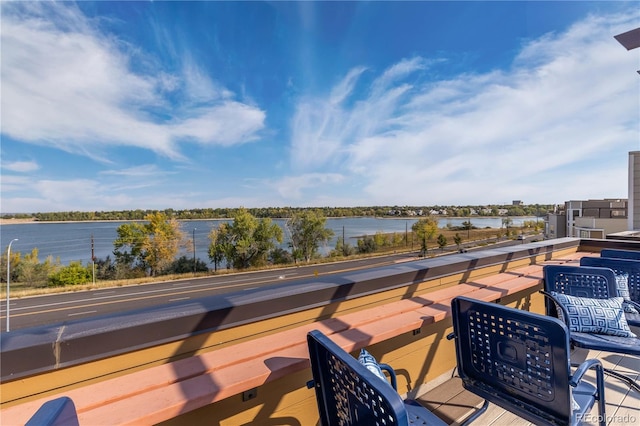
left=427, top=350, right=640, bottom=426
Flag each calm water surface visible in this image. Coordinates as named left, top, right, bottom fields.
left=0, top=217, right=536, bottom=266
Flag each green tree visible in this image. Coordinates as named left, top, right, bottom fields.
left=437, top=234, right=447, bottom=252
left=286, top=210, right=334, bottom=263
left=166, top=256, right=209, bottom=274
left=113, top=212, right=186, bottom=276
left=143, top=213, right=186, bottom=275
left=211, top=208, right=283, bottom=269
left=1, top=247, right=21, bottom=284
left=356, top=235, right=377, bottom=254
left=392, top=232, right=405, bottom=247
left=332, top=236, right=355, bottom=257
left=269, top=247, right=294, bottom=265
left=453, top=233, right=463, bottom=250
left=412, top=216, right=439, bottom=256
left=208, top=225, right=229, bottom=272
left=48, top=261, right=91, bottom=286
left=94, top=256, right=117, bottom=281
left=16, top=248, right=57, bottom=287
left=373, top=231, right=389, bottom=248
left=113, top=220, right=147, bottom=273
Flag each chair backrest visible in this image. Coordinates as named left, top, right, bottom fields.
left=307, top=330, right=407, bottom=426
left=581, top=256, right=640, bottom=302
left=543, top=265, right=617, bottom=317
left=601, top=248, right=640, bottom=261
left=25, top=397, right=79, bottom=426
left=451, top=296, right=574, bottom=426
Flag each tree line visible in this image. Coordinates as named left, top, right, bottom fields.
left=1, top=209, right=542, bottom=289
left=2, top=204, right=554, bottom=222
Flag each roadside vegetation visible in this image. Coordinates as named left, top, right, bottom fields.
left=1, top=208, right=546, bottom=296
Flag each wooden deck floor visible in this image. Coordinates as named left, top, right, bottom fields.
left=421, top=348, right=639, bottom=425
left=481, top=348, right=639, bottom=426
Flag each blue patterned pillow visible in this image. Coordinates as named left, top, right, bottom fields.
left=551, top=292, right=637, bottom=338
left=615, top=273, right=640, bottom=314
left=358, top=349, right=389, bottom=384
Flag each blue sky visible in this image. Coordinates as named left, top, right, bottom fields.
left=1, top=1, right=639, bottom=213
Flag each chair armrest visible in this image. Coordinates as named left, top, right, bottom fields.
left=540, top=290, right=571, bottom=324
left=378, top=363, right=398, bottom=390
left=570, top=358, right=604, bottom=387
left=627, top=300, right=640, bottom=311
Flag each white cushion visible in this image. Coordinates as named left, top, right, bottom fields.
left=358, top=348, right=389, bottom=384
left=551, top=292, right=637, bottom=338
left=615, top=273, right=640, bottom=314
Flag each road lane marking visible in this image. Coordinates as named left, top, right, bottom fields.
left=2, top=279, right=292, bottom=319
left=9, top=274, right=300, bottom=312
left=68, top=310, right=97, bottom=317
left=1, top=263, right=383, bottom=323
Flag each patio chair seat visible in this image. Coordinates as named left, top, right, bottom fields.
left=570, top=331, right=640, bottom=355
left=627, top=312, right=640, bottom=327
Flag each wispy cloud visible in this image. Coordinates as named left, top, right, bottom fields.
left=289, top=12, right=638, bottom=205
left=270, top=173, right=345, bottom=199
left=100, top=164, right=170, bottom=177
left=0, top=2, right=266, bottom=161
left=2, top=160, right=39, bottom=173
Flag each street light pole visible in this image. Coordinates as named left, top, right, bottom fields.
left=193, top=228, right=197, bottom=275
left=6, top=238, right=18, bottom=332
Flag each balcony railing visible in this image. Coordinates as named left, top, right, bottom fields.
left=1, top=237, right=639, bottom=425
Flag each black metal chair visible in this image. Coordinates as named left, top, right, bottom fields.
left=449, top=296, right=607, bottom=426
left=580, top=257, right=640, bottom=326
left=306, top=330, right=485, bottom=426
left=601, top=248, right=640, bottom=261
left=542, top=264, right=640, bottom=391
left=543, top=265, right=640, bottom=355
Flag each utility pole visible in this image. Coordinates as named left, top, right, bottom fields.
left=193, top=228, right=197, bottom=275
left=91, top=234, right=96, bottom=285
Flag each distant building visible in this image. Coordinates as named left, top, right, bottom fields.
left=628, top=151, right=640, bottom=231
left=549, top=199, right=627, bottom=239
left=512, top=200, right=524, bottom=206
left=545, top=212, right=566, bottom=240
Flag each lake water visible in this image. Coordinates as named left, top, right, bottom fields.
left=0, top=216, right=537, bottom=266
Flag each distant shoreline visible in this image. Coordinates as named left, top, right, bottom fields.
left=0, top=218, right=38, bottom=225
left=0, top=215, right=530, bottom=226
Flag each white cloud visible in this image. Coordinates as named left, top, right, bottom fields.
left=2, top=160, right=39, bottom=173
left=171, top=102, right=265, bottom=146
left=101, top=164, right=170, bottom=177
left=290, top=11, right=639, bottom=205
left=270, top=173, right=345, bottom=199
left=0, top=2, right=266, bottom=161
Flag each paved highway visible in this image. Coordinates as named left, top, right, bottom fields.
left=1, top=235, right=536, bottom=332
left=0, top=251, right=420, bottom=331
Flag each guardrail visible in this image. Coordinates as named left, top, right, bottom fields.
left=0, top=237, right=586, bottom=384
left=4, top=237, right=638, bottom=425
